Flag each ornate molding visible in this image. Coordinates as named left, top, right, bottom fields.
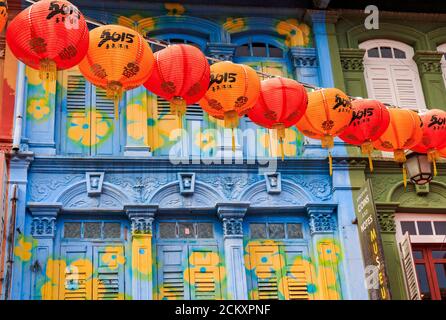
left=289, top=47, right=318, bottom=68
left=201, top=174, right=259, bottom=201
left=286, top=175, right=332, bottom=201
left=339, top=48, right=366, bottom=72
left=27, top=203, right=62, bottom=238
left=124, top=204, right=158, bottom=236
left=377, top=212, right=396, bottom=233
left=205, top=43, right=237, bottom=61
left=414, top=51, right=443, bottom=74
left=217, top=202, right=249, bottom=238
left=306, top=204, right=337, bottom=234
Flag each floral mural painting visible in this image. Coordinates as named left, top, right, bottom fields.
left=223, top=17, right=246, bottom=33
left=27, top=98, right=51, bottom=121
left=13, top=235, right=35, bottom=262
left=165, top=3, right=185, bottom=16
left=276, top=19, right=311, bottom=47
left=101, top=246, right=126, bottom=270
left=67, top=110, right=113, bottom=147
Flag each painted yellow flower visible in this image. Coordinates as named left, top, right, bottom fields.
left=127, top=103, right=147, bottom=142
left=317, top=239, right=343, bottom=266
left=223, top=17, right=246, bottom=33
left=25, top=67, right=56, bottom=94
left=14, top=236, right=34, bottom=261
left=132, top=237, right=152, bottom=278
left=276, top=19, right=311, bottom=47
left=194, top=131, right=217, bottom=152
left=27, top=98, right=50, bottom=120
left=165, top=3, right=185, bottom=16
left=102, top=246, right=126, bottom=270
left=67, top=111, right=113, bottom=146
left=117, top=15, right=155, bottom=34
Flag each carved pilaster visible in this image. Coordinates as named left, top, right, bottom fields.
left=27, top=203, right=62, bottom=238
left=375, top=202, right=399, bottom=234
left=414, top=51, right=443, bottom=74
left=306, top=204, right=337, bottom=235
left=289, top=47, right=318, bottom=68
left=124, top=204, right=157, bottom=236
left=339, top=48, right=366, bottom=72
left=217, top=202, right=249, bottom=238
left=205, top=43, right=237, bottom=61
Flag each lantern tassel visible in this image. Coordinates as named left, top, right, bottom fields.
left=39, top=59, right=56, bottom=102
left=403, top=164, right=407, bottom=189
left=273, top=124, right=286, bottom=161
left=368, top=152, right=374, bottom=172
left=361, top=141, right=374, bottom=172
left=329, top=151, right=333, bottom=176
left=427, top=150, right=439, bottom=177
left=321, top=135, right=334, bottom=149
left=106, top=81, right=123, bottom=121
left=433, top=159, right=438, bottom=177
left=224, top=111, right=239, bottom=153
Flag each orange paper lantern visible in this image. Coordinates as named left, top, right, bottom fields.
left=296, top=88, right=353, bottom=174
left=79, top=24, right=155, bottom=119
left=339, top=99, right=390, bottom=171
left=0, top=0, right=7, bottom=34
left=373, top=108, right=423, bottom=187
left=144, top=44, right=210, bottom=127
left=247, top=77, right=308, bottom=160
left=6, top=0, right=89, bottom=81
left=199, top=61, right=260, bottom=150
left=411, top=109, right=446, bottom=176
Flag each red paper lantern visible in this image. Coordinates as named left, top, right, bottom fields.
left=339, top=99, right=390, bottom=171
left=0, top=0, right=8, bottom=34
left=144, top=44, right=210, bottom=127
left=411, top=109, right=446, bottom=176
left=247, top=77, right=308, bottom=160
left=6, top=0, right=89, bottom=81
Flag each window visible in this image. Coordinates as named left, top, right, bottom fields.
left=63, top=221, right=122, bottom=239
left=235, top=41, right=283, bottom=58
left=150, top=38, right=202, bottom=52
left=158, top=222, right=214, bottom=239
left=60, top=68, right=122, bottom=156
left=249, top=223, right=303, bottom=240
left=413, top=245, right=446, bottom=300
left=437, top=44, right=446, bottom=90
left=399, top=219, right=446, bottom=238
left=359, top=39, right=426, bottom=109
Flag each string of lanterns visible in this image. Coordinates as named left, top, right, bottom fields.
left=4, top=0, right=446, bottom=187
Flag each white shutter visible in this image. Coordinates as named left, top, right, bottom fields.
left=398, top=231, right=421, bottom=300
left=391, top=66, right=425, bottom=110
left=364, top=65, right=396, bottom=105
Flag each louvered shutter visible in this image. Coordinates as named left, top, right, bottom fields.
left=391, top=65, right=426, bottom=109
left=188, top=246, right=222, bottom=300
left=59, top=245, right=92, bottom=300
left=64, top=71, right=89, bottom=155
left=93, top=246, right=125, bottom=300
left=399, top=232, right=421, bottom=300
left=154, top=97, right=179, bottom=156
left=282, top=248, right=312, bottom=300
left=92, top=87, right=120, bottom=156
left=157, top=245, right=189, bottom=300
left=248, top=245, right=283, bottom=300
left=364, top=65, right=397, bottom=105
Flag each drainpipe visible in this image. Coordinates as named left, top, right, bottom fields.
left=12, top=62, right=26, bottom=152
left=4, top=184, right=18, bottom=300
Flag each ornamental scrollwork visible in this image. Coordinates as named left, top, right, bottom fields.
left=30, top=174, right=84, bottom=202
left=308, top=212, right=336, bottom=234
left=222, top=218, right=243, bottom=237
left=31, top=217, right=56, bottom=238
left=377, top=212, right=396, bottom=233
left=130, top=217, right=154, bottom=235
left=287, top=175, right=332, bottom=201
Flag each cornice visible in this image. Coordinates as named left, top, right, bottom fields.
left=334, top=9, right=446, bottom=23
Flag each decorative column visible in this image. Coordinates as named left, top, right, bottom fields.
left=413, top=51, right=446, bottom=110
left=307, top=203, right=341, bottom=300
left=375, top=202, right=407, bottom=300
left=217, top=202, right=249, bottom=300
left=124, top=204, right=157, bottom=300
left=289, top=47, right=319, bottom=86
left=339, top=48, right=368, bottom=98
left=27, top=202, right=62, bottom=300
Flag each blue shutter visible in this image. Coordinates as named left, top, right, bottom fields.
left=93, top=246, right=125, bottom=300
left=157, top=245, right=189, bottom=300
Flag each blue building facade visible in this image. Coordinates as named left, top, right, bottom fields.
left=3, top=1, right=368, bottom=300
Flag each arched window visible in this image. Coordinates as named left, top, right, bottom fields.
left=437, top=43, right=446, bottom=89
left=359, top=39, right=426, bottom=109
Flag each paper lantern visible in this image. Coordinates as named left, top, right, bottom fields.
left=296, top=88, right=353, bottom=174
left=247, top=77, right=308, bottom=160
left=339, top=99, right=390, bottom=171
left=6, top=0, right=89, bottom=81
left=199, top=61, right=260, bottom=150
left=0, top=0, right=7, bottom=34
left=373, top=108, right=423, bottom=187
left=411, top=109, right=446, bottom=176
left=440, top=147, right=446, bottom=159
left=79, top=24, right=154, bottom=119
left=144, top=44, right=210, bottom=128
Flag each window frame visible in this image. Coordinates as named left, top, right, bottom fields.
left=395, top=213, right=446, bottom=244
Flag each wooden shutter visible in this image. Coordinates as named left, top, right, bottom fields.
left=59, top=245, right=92, bottom=300
left=248, top=245, right=283, bottom=300
left=391, top=65, right=425, bottom=109
left=364, top=65, right=396, bottom=105
left=93, top=246, right=125, bottom=300
left=154, top=97, right=178, bottom=156
left=188, top=246, right=222, bottom=300
left=157, top=245, right=188, bottom=300
left=64, top=71, right=89, bottom=155
left=282, top=248, right=312, bottom=300
left=399, top=232, right=421, bottom=300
